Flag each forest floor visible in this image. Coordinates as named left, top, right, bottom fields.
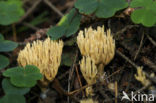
left=1, top=0, right=156, bottom=103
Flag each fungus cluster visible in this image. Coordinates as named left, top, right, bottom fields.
left=17, top=38, right=63, bottom=86
left=77, top=26, right=115, bottom=74
left=77, top=25, right=115, bottom=96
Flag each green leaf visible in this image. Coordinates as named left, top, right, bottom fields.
left=0, top=33, right=4, bottom=40
left=0, top=40, right=18, bottom=52
left=2, top=78, right=30, bottom=95
left=0, top=33, right=18, bottom=52
left=61, top=47, right=76, bottom=66
left=75, top=0, right=128, bottom=18
left=0, top=1, right=24, bottom=25
left=3, top=65, right=43, bottom=87
left=130, top=0, right=156, bottom=27
left=47, top=8, right=81, bottom=40
left=7, top=0, right=25, bottom=16
left=96, top=0, right=128, bottom=18
left=47, top=26, right=66, bottom=40
left=0, top=55, right=9, bottom=70
left=0, top=94, right=25, bottom=103
left=74, top=0, right=98, bottom=15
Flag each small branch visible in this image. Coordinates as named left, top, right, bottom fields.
left=43, top=0, right=64, bottom=17
left=141, top=57, right=156, bottom=72
left=58, top=70, right=69, bottom=80
left=134, top=32, right=144, bottom=60
left=12, top=23, right=17, bottom=41
left=115, top=81, right=118, bottom=103
left=67, top=84, right=89, bottom=96
left=134, top=83, right=151, bottom=94
left=114, top=25, right=139, bottom=39
left=67, top=50, right=78, bottom=103
left=22, top=22, right=39, bottom=31
left=67, top=68, right=122, bottom=96
left=52, top=79, right=67, bottom=96
left=18, top=0, right=42, bottom=23
left=116, top=50, right=138, bottom=69
left=146, top=34, right=156, bottom=47
left=75, top=65, right=85, bottom=96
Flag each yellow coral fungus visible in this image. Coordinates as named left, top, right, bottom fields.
left=80, top=98, right=98, bottom=103
left=77, top=26, right=115, bottom=66
left=135, top=67, right=150, bottom=87
left=80, top=56, right=97, bottom=96
left=78, top=25, right=115, bottom=96
left=80, top=56, right=97, bottom=85
left=135, top=67, right=156, bottom=92
left=17, top=38, right=63, bottom=84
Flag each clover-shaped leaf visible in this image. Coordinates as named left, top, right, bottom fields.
left=0, top=33, right=18, bottom=52
left=7, top=0, right=25, bottom=16
left=0, top=94, right=25, bottom=103
left=0, top=40, right=18, bottom=52
left=0, top=55, right=9, bottom=70
left=0, top=33, right=4, bottom=40
left=2, top=78, right=30, bottom=95
left=3, top=65, right=43, bottom=87
left=0, top=1, right=24, bottom=25
left=75, top=0, right=128, bottom=18
left=130, top=0, right=156, bottom=27
left=47, top=8, right=81, bottom=40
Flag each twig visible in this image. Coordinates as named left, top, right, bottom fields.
left=114, top=25, right=139, bottom=39
left=146, top=34, right=156, bottom=47
left=116, top=25, right=139, bottom=35
left=52, top=79, right=67, bottom=96
left=106, top=68, right=122, bottom=82
left=75, top=65, right=85, bottom=96
left=115, top=81, right=118, bottom=103
left=67, top=50, right=78, bottom=103
left=22, top=22, right=39, bottom=31
left=67, top=84, right=89, bottom=96
left=58, top=70, right=69, bottom=80
left=134, top=83, right=151, bottom=94
left=12, top=23, right=17, bottom=41
left=18, top=0, right=42, bottom=23
left=116, top=50, right=138, bottom=69
left=43, top=0, right=64, bottom=17
left=67, top=68, right=122, bottom=96
left=141, top=57, right=156, bottom=72
left=134, top=32, right=144, bottom=60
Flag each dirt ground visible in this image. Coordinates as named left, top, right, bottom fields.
left=1, top=0, right=156, bottom=103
